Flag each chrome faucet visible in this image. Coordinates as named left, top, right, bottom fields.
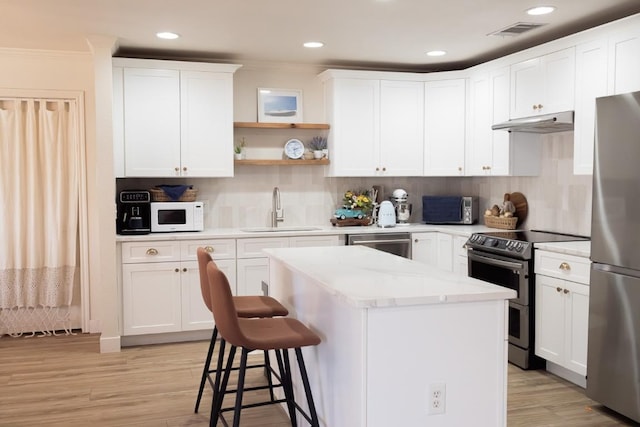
left=271, top=186, right=284, bottom=227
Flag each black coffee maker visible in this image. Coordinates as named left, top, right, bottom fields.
left=117, top=190, right=151, bottom=235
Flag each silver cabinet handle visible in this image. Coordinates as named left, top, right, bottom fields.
left=146, top=248, right=158, bottom=256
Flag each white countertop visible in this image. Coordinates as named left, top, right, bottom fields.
left=115, top=223, right=493, bottom=242
left=534, top=240, right=591, bottom=258
left=264, top=245, right=516, bottom=308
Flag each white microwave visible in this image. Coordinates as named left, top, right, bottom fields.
left=150, top=201, right=204, bottom=232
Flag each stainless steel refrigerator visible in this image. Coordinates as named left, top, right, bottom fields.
left=588, top=89, right=640, bottom=423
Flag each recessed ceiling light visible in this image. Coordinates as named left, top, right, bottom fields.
left=526, top=6, right=556, bottom=16
left=426, top=50, right=447, bottom=57
left=303, top=41, right=324, bottom=48
left=156, top=32, right=180, bottom=40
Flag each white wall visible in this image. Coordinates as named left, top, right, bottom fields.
left=0, top=47, right=120, bottom=348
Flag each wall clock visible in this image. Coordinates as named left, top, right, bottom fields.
left=284, top=138, right=305, bottom=159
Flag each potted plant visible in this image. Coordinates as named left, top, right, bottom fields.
left=234, top=137, right=246, bottom=160
left=309, top=136, right=327, bottom=159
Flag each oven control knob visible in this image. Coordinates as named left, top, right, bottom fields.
left=515, top=243, right=524, bottom=252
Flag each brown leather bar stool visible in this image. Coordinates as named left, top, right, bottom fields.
left=206, top=261, right=321, bottom=427
left=194, top=247, right=289, bottom=414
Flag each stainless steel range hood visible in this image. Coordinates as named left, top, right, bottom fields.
left=492, top=111, right=574, bottom=133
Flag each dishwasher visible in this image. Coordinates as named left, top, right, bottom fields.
left=346, top=232, right=412, bottom=258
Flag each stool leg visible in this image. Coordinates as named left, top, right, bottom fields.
left=274, top=349, right=297, bottom=425
left=211, top=338, right=227, bottom=415
left=211, top=343, right=235, bottom=427
left=195, top=326, right=218, bottom=413
left=281, top=349, right=299, bottom=427
left=264, top=350, right=276, bottom=402
left=295, top=347, right=320, bottom=427
left=232, top=348, right=249, bottom=427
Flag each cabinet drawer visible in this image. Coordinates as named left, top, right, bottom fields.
left=289, top=235, right=339, bottom=247
left=237, top=237, right=290, bottom=258
left=535, top=250, right=590, bottom=284
left=122, top=241, right=180, bottom=264
left=180, top=239, right=236, bottom=261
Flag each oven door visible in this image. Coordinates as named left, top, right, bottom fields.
left=467, top=249, right=529, bottom=305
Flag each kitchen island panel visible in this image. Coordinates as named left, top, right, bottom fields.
left=267, top=246, right=511, bottom=427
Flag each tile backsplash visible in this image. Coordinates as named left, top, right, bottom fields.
left=117, top=131, right=592, bottom=236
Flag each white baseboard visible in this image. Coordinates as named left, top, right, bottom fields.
left=100, top=335, right=121, bottom=353
left=120, top=329, right=212, bottom=347
left=546, top=361, right=586, bottom=388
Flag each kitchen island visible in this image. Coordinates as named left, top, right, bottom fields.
left=265, top=245, right=516, bottom=427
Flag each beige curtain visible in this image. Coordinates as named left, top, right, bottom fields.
left=0, top=98, right=79, bottom=336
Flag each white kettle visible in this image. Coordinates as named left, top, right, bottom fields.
left=377, top=201, right=396, bottom=228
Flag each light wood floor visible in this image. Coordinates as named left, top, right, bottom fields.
left=0, top=333, right=637, bottom=426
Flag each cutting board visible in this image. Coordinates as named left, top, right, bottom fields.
left=506, top=192, right=528, bottom=227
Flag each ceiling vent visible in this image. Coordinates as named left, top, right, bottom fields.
left=488, top=22, right=547, bottom=37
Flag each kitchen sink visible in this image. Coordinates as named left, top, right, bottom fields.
left=240, top=226, right=322, bottom=233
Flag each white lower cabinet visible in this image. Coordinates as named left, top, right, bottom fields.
left=412, top=232, right=468, bottom=275
left=534, top=250, right=590, bottom=382
left=236, top=235, right=340, bottom=296
left=121, top=239, right=236, bottom=335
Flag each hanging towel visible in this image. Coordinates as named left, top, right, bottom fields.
left=158, top=185, right=191, bottom=201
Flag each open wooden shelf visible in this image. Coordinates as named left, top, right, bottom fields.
left=234, top=159, right=329, bottom=166
left=234, top=122, right=330, bottom=130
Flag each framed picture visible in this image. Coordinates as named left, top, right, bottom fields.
left=257, top=88, right=303, bottom=123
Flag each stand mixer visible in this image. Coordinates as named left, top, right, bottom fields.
left=391, top=188, right=412, bottom=225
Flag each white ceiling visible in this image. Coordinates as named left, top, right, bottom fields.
left=2, top=0, right=640, bottom=71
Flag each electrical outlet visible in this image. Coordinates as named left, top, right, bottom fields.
left=428, top=382, right=446, bottom=415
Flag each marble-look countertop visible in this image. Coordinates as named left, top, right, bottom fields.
left=115, top=223, right=493, bottom=242
left=264, top=245, right=516, bottom=308
left=534, top=240, right=591, bottom=258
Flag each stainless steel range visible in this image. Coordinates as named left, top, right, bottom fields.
left=466, top=230, right=589, bottom=369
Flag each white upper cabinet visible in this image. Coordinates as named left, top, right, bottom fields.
left=180, top=71, right=235, bottom=177
left=424, top=79, right=466, bottom=176
left=573, top=39, right=609, bottom=175
left=607, top=28, right=640, bottom=95
left=122, top=67, right=181, bottom=177
left=510, top=47, right=575, bottom=119
left=379, top=80, right=424, bottom=176
left=113, top=58, right=240, bottom=178
left=322, top=77, right=380, bottom=176
left=320, top=72, right=424, bottom=176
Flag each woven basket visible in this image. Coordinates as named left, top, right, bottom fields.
left=484, top=215, right=518, bottom=230
left=149, top=187, right=198, bottom=202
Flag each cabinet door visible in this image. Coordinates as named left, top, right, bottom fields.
left=180, top=71, right=234, bottom=177
left=326, top=78, right=380, bottom=176
left=490, top=67, right=512, bottom=176
left=424, top=79, right=466, bottom=176
left=379, top=80, right=424, bottom=176
left=452, top=235, right=469, bottom=276
left=510, top=57, right=543, bottom=118
left=436, top=233, right=454, bottom=272
left=466, top=72, right=492, bottom=176
left=608, top=29, right=640, bottom=95
left=236, top=258, right=269, bottom=296
left=535, top=275, right=565, bottom=364
left=123, top=68, right=181, bottom=177
left=411, top=232, right=437, bottom=266
left=542, top=47, right=575, bottom=114
left=564, top=280, right=589, bottom=376
left=574, top=39, right=609, bottom=175
left=122, top=262, right=182, bottom=335
left=181, top=259, right=237, bottom=331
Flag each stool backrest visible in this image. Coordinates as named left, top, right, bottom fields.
left=206, top=262, right=244, bottom=347
left=197, top=247, right=217, bottom=312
